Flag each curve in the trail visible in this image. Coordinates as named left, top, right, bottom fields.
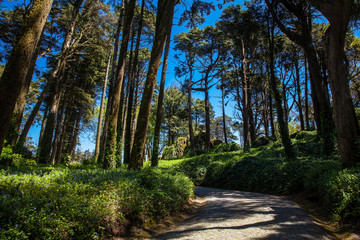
left=156, top=187, right=333, bottom=240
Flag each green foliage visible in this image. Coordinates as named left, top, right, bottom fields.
left=0, top=144, right=36, bottom=167
left=161, top=131, right=360, bottom=224
left=212, top=142, right=241, bottom=153
left=162, top=137, right=188, bottom=160
left=0, top=166, right=194, bottom=239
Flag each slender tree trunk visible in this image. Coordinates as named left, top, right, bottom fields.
left=151, top=21, right=172, bottom=167
left=295, top=56, right=305, bottom=130
left=0, top=0, right=53, bottom=155
left=262, top=87, right=269, bottom=137
left=55, top=108, right=72, bottom=164
left=99, top=2, right=125, bottom=163
left=17, top=84, right=49, bottom=147
left=51, top=104, right=66, bottom=165
left=70, top=110, right=82, bottom=161
left=95, top=53, right=111, bottom=162
left=268, top=18, right=295, bottom=160
left=103, top=0, right=137, bottom=169
left=38, top=0, right=83, bottom=163
left=124, top=1, right=146, bottom=164
left=204, top=72, right=211, bottom=150
left=304, top=58, right=310, bottom=129
left=221, top=84, right=228, bottom=144
left=249, top=107, right=256, bottom=144
left=37, top=104, right=49, bottom=157
left=130, top=0, right=177, bottom=169
left=187, top=68, right=196, bottom=155
left=240, top=38, right=250, bottom=151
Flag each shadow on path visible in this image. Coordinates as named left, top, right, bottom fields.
left=155, top=187, right=333, bottom=240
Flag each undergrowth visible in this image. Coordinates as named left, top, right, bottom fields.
left=0, top=166, right=194, bottom=239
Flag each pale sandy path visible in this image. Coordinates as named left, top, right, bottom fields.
left=155, top=187, right=333, bottom=240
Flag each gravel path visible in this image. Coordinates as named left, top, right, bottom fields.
left=155, top=187, right=333, bottom=240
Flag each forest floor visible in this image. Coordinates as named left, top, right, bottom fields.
left=130, top=187, right=360, bottom=240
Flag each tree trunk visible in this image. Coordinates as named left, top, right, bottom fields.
left=241, top=38, right=250, bottom=151
left=151, top=20, right=172, bottom=167
left=98, top=2, right=125, bottom=164
left=38, top=0, right=84, bottom=164
left=309, top=0, right=360, bottom=167
left=37, top=104, right=49, bottom=157
left=129, top=0, right=177, bottom=169
left=103, top=0, right=137, bottom=169
left=295, top=56, right=305, bottom=130
left=0, top=0, right=53, bottom=155
left=95, top=53, right=111, bottom=162
left=221, top=84, right=228, bottom=144
left=17, top=84, right=49, bottom=147
left=268, top=17, right=295, bottom=160
left=187, top=68, right=196, bottom=155
left=204, top=72, right=211, bottom=150
left=70, top=110, right=82, bottom=161
left=51, top=103, right=65, bottom=165
left=124, top=2, right=145, bottom=164
left=304, top=57, right=310, bottom=129
left=7, top=33, right=43, bottom=147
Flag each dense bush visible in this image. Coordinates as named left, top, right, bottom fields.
left=162, top=137, right=188, bottom=160
left=0, top=144, right=36, bottom=168
left=212, top=142, right=241, bottom=153
left=0, top=167, right=194, bottom=239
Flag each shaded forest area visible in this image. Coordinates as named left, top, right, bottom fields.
left=1, top=0, right=360, bottom=238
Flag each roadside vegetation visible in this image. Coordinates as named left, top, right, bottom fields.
left=0, top=158, right=193, bottom=239
left=159, top=131, right=360, bottom=226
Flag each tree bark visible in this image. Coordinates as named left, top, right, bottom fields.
left=204, top=71, right=211, bottom=150
left=268, top=16, right=295, bottom=160
left=304, top=57, right=310, bottom=129
left=151, top=20, right=172, bottom=167
left=295, top=55, right=305, bottom=130
left=103, top=0, right=137, bottom=169
left=130, top=0, right=177, bottom=169
left=95, top=53, right=111, bottom=162
left=124, top=2, right=146, bottom=164
left=221, top=84, right=228, bottom=144
left=98, top=2, right=125, bottom=164
left=7, top=33, right=43, bottom=147
left=17, top=84, right=49, bottom=147
left=309, top=0, right=360, bottom=167
left=0, top=0, right=53, bottom=155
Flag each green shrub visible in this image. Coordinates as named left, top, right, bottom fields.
left=162, top=137, right=188, bottom=160
left=162, top=145, right=176, bottom=160
left=0, top=167, right=194, bottom=239
left=212, top=142, right=241, bottom=153
left=320, top=168, right=360, bottom=222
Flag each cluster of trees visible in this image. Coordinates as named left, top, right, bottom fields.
left=0, top=0, right=359, bottom=169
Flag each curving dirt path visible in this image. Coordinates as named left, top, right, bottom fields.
left=155, top=187, right=333, bottom=240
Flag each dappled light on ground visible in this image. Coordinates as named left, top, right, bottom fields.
left=156, top=187, right=333, bottom=240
